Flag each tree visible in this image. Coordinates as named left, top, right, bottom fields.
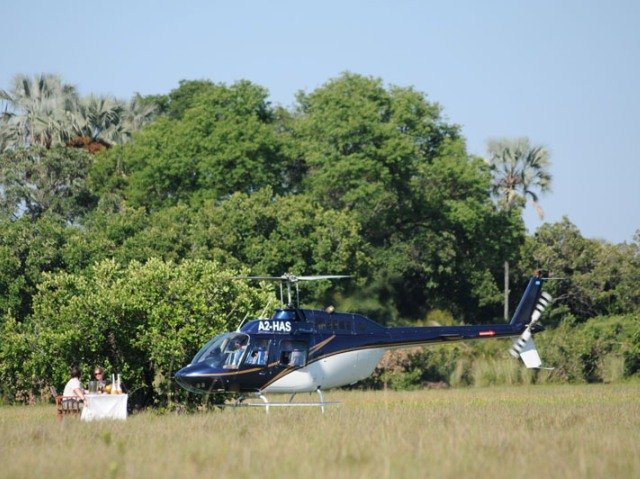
left=519, top=218, right=640, bottom=323
left=0, top=214, right=71, bottom=320
left=288, top=72, right=458, bottom=243
left=164, top=79, right=217, bottom=119
left=0, top=73, right=78, bottom=149
left=0, top=146, right=96, bottom=221
left=1, top=73, right=156, bottom=153
left=189, top=188, right=370, bottom=301
left=287, top=73, right=522, bottom=322
left=92, top=80, right=291, bottom=210
left=55, top=186, right=370, bottom=308
left=486, top=137, right=551, bottom=219
left=67, top=94, right=157, bottom=149
left=486, top=137, right=552, bottom=319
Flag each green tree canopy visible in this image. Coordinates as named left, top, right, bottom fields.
left=92, top=80, right=291, bottom=210
left=0, top=146, right=96, bottom=221
left=289, top=72, right=458, bottom=242
left=0, top=214, right=70, bottom=320
left=286, top=73, right=524, bottom=321
left=520, top=218, right=640, bottom=323
left=188, top=188, right=370, bottom=300
left=162, top=79, right=217, bottom=119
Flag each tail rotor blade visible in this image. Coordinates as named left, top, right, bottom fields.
left=531, top=291, right=552, bottom=323
left=518, top=337, right=542, bottom=369
left=509, top=291, right=553, bottom=369
left=509, top=327, right=533, bottom=358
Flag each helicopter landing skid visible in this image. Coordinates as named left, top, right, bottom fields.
left=232, top=388, right=339, bottom=413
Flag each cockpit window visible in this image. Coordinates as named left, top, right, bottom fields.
left=191, top=332, right=250, bottom=369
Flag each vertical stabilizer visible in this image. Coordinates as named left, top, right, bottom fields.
left=509, top=275, right=546, bottom=326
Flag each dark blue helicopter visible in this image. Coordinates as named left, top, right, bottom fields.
left=175, top=272, right=552, bottom=408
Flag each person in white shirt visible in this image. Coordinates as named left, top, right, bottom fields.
left=62, top=366, right=87, bottom=402
left=224, top=339, right=247, bottom=369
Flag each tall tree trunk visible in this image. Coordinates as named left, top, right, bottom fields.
left=504, top=260, right=510, bottom=320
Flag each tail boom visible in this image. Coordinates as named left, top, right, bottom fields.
left=385, top=276, right=552, bottom=369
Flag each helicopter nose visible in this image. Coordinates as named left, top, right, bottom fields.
left=174, top=367, right=196, bottom=392
left=175, top=364, right=227, bottom=393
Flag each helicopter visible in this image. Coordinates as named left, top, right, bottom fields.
left=175, top=272, right=552, bottom=410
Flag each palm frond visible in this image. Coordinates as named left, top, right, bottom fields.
left=486, top=137, right=552, bottom=217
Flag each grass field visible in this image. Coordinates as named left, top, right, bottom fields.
left=1, top=384, right=639, bottom=479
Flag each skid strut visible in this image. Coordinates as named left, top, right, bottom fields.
left=233, top=387, right=336, bottom=413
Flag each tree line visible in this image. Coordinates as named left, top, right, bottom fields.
left=0, top=73, right=638, bottom=406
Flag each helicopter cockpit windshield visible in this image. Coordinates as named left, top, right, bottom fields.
left=191, top=332, right=250, bottom=369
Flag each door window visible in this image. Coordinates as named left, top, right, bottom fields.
left=244, top=339, right=271, bottom=367
left=278, top=340, right=308, bottom=367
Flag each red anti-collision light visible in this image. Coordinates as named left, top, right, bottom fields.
left=479, top=330, right=496, bottom=337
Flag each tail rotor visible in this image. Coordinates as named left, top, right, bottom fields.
left=509, top=291, right=553, bottom=369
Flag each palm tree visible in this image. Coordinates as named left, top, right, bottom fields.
left=1, top=74, right=157, bottom=153
left=66, top=95, right=125, bottom=152
left=103, top=94, right=157, bottom=145
left=487, top=137, right=552, bottom=219
left=73, top=95, right=124, bottom=139
left=486, top=137, right=552, bottom=319
left=0, top=73, right=78, bottom=149
left=68, top=94, right=157, bottom=149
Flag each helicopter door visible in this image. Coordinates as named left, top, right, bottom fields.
left=242, top=339, right=271, bottom=368
left=277, top=340, right=309, bottom=368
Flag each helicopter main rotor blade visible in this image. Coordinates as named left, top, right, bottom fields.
left=240, top=276, right=288, bottom=281
left=237, top=274, right=350, bottom=308
left=295, top=275, right=350, bottom=281
left=239, top=274, right=350, bottom=283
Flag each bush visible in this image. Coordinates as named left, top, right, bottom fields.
left=539, top=314, right=640, bottom=383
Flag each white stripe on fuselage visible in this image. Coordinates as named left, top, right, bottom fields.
left=263, top=348, right=386, bottom=393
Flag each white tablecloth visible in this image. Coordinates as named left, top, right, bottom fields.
left=81, top=394, right=128, bottom=421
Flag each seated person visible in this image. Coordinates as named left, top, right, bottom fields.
left=279, top=350, right=291, bottom=365
left=255, top=347, right=267, bottom=366
left=249, top=347, right=267, bottom=366
left=93, top=366, right=107, bottom=393
left=62, top=365, right=87, bottom=406
left=245, top=350, right=259, bottom=365
left=289, top=349, right=305, bottom=367
left=223, top=339, right=247, bottom=369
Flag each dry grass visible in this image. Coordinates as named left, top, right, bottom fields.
left=1, top=384, right=639, bottom=479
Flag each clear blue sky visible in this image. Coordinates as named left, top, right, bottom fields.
left=2, top=0, right=639, bottom=243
